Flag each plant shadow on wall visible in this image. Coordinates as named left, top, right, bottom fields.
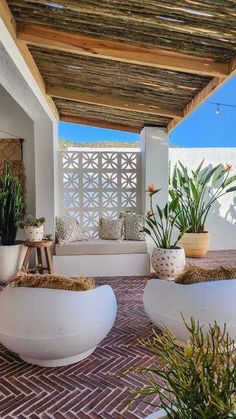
left=122, top=318, right=236, bottom=419
left=209, top=196, right=236, bottom=248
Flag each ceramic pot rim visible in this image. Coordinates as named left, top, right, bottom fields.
left=0, top=241, right=25, bottom=248
left=153, top=246, right=184, bottom=252
left=183, top=231, right=209, bottom=235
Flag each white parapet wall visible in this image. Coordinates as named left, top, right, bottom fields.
left=169, top=148, right=236, bottom=250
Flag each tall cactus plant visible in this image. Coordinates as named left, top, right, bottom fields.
left=0, top=161, right=25, bottom=245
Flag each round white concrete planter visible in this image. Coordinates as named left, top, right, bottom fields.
left=146, top=410, right=167, bottom=419
left=24, top=225, right=44, bottom=242
left=144, top=278, right=236, bottom=341
left=151, top=247, right=185, bottom=280
left=0, top=285, right=117, bottom=367
left=0, top=243, right=27, bottom=284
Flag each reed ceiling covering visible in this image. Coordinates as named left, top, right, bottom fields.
left=6, top=0, right=236, bottom=132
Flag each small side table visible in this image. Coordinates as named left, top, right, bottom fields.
left=22, top=240, right=53, bottom=274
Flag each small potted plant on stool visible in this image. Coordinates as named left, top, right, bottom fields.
left=20, top=215, right=46, bottom=242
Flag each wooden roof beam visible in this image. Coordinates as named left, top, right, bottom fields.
left=61, top=115, right=141, bottom=133
left=0, top=0, right=59, bottom=119
left=48, top=86, right=181, bottom=119
left=18, top=24, right=229, bottom=78
left=167, top=54, right=236, bottom=132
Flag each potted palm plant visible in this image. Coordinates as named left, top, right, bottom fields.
left=144, top=185, right=187, bottom=280
left=0, top=161, right=25, bottom=283
left=169, top=161, right=236, bottom=257
left=126, top=319, right=236, bottom=419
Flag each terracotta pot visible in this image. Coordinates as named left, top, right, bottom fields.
left=151, top=247, right=185, bottom=280
left=179, top=232, right=210, bottom=258
left=24, top=225, right=44, bottom=242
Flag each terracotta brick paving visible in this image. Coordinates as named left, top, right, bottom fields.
left=0, top=250, right=235, bottom=418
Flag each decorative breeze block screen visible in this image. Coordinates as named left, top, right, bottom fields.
left=59, top=150, right=142, bottom=238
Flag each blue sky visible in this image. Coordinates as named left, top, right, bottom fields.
left=59, top=75, right=236, bottom=147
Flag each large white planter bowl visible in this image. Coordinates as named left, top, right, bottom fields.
left=0, top=285, right=117, bottom=367
left=144, top=278, right=236, bottom=341
left=0, top=243, right=27, bottom=284
left=146, top=410, right=167, bottom=419
left=24, top=225, right=44, bottom=242
left=151, top=247, right=185, bottom=280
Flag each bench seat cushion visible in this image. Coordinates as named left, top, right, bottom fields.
left=55, top=239, right=148, bottom=256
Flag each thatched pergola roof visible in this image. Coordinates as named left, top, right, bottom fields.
left=3, top=0, right=236, bottom=132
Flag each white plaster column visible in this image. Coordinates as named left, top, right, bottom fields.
left=140, top=127, right=169, bottom=212
left=34, top=118, right=58, bottom=236
left=140, top=127, right=169, bottom=265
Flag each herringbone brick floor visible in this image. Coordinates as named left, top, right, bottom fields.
left=0, top=250, right=235, bottom=419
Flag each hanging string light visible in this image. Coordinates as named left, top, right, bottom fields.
left=216, top=103, right=220, bottom=115
left=206, top=101, right=236, bottom=115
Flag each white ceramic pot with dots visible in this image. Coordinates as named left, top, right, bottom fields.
left=151, top=247, right=185, bottom=280
left=24, top=225, right=44, bottom=242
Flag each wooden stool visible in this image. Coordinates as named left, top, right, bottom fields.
left=22, top=240, right=53, bottom=274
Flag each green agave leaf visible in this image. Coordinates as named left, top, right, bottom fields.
left=211, top=165, right=226, bottom=186
left=156, top=204, right=163, bottom=220
left=201, top=165, right=221, bottom=187
left=163, top=203, right=168, bottom=219
left=142, top=227, right=152, bottom=235
left=223, top=175, right=236, bottom=188
left=169, top=196, right=179, bottom=212
left=226, top=186, right=236, bottom=193
left=195, top=159, right=205, bottom=176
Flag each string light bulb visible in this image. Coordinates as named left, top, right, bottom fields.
left=216, top=103, right=220, bottom=115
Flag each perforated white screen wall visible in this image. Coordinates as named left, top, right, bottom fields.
left=59, top=149, right=142, bottom=238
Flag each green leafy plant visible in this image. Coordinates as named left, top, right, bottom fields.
left=127, top=319, right=236, bottom=418
left=0, top=161, right=25, bottom=246
left=169, top=161, right=236, bottom=233
left=19, top=215, right=45, bottom=228
left=144, top=185, right=188, bottom=249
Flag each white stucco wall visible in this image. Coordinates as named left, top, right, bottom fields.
left=0, top=26, right=58, bottom=236
left=169, top=148, right=236, bottom=250
left=0, top=84, right=35, bottom=216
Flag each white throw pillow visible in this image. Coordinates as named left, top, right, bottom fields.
left=56, top=217, right=85, bottom=245
left=124, top=214, right=146, bottom=241
left=99, top=218, right=123, bottom=240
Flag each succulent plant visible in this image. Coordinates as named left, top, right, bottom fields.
left=126, top=318, right=236, bottom=418
left=19, top=215, right=45, bottom=228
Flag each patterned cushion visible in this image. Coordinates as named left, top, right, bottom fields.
left=99, top=218, right=123, bottom=240
left=124, top=214, right=146, bottom=241
left=56, top=217, right=85, bottom=245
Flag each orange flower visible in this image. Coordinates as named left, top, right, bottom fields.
left=145, top=184, right=160, bottom=196
left=225, top=164, right=232, bottom=173
left=146, top=209, right=153, bottom=218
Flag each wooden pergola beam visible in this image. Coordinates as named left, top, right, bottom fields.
left=167, top=56, right=236, bottom=132
left=61, top=115, right=140, bottom=133
left=48, top=86, right=181, bottom=118
left=0, top=0, right=59, bottom=119
left=18, top=24, right=229, bottom=78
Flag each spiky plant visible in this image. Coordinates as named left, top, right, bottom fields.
left=169, top=161, right=236, bottom=233
left=127, top=319, right=236, bottom=418
left=0, top=161, right=25, bottom=245
left=144, top=186, right=188, bottom=249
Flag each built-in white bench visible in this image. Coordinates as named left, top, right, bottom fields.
left=53, top=240, right=150, bottom=277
